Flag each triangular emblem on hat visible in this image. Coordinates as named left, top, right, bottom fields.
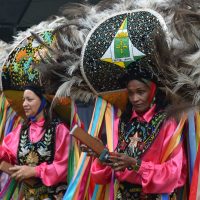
left=101, top=17, right=145, bottom=68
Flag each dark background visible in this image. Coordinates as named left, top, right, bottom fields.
left=0, top=0, right=100, bottom=43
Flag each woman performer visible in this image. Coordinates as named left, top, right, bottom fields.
left=85, top=66, right=187, bottom=199
left=0, top=86, right=70, bottom=199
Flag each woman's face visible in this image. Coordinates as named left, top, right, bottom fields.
left=127, top=80, right=151, bottom=114
left=23, top=90, right=41, bottom=117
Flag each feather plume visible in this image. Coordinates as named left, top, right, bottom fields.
left=151, top=0, right=200, bottom=111
left=17, top=0, right=198, bottom=112
left=0, top=40, right=10, bottom=67
left=0, top=40, right=10, bottom=91
left=31, top=20, right=94, bottom=102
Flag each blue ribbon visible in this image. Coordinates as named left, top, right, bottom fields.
left=188, top=111, right=197, bottom=183
left=91, top=184, right=100, bottom=200
left=28, top=97, right=46, bottom=122
left=161, top=193, right=169, bottom=200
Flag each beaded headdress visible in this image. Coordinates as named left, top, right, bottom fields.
left=80, top=9, right=167, bottom=95
left=0, top=17, right=71, bottom=118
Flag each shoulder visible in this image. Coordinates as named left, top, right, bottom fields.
left=9, top=123, right=23, bottom=135
left=55, top=121, right=70, bottom=136
left=3, top=123, right=23, bottom=143
left=162, top=117, right=178, bottom=128
left=159, top=116, right=178, bottom=138
left=154, top=110, right=178, bottom=130
left=56, top=122, right=69, bottom=130
left=50, top=118, right=69, bottom=129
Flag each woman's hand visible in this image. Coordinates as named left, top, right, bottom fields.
left=80, top=137, right=103, bottom=158
left=9, top=165, right=36, bottom=182
left=108, top=152, right=137, bottom=171
left=80, top=144, right=99, bottom=157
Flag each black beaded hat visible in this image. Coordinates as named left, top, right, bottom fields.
left=80, top=9, right=167, bottom=95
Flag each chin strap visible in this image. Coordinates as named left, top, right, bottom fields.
left=28, top=97, right=46, bottom=122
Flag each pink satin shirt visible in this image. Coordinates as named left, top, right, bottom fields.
left=0, top=118, right=70, bottom=186
left=91, top=105, right=187, bottom=194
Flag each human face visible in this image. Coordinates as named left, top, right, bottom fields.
left=23, top=90, right=41, bottom=118
left=127, top=80, right=152, bottom=114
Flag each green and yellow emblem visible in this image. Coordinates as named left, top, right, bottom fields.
left=101, top=18, right=145, bottom=68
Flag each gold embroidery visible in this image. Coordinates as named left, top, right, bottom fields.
left=26, top=151, right=39, bottom=166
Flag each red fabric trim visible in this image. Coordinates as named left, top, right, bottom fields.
left=148, top=82, right=156, bottom=104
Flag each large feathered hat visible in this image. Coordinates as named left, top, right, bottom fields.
left=80, top=9, right=166, bottom=93
left=31, top=1, right=173, bottom=110
left=1, top=17, right=72, bottom=119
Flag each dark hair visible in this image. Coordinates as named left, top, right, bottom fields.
left=24, top=85, right=45, bottom=100
left=119, top=61, right=159, bottom=88
left=120, top=86, right=169, bottom=124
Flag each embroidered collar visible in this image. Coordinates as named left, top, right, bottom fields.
left=130, top=104, right=156, bottom=123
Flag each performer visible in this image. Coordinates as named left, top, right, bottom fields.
left=0, top=86, right=70, bottom=199
left=89, top=66, right=187, bottom=199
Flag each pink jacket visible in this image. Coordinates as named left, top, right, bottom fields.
left=0, top=118, right=70, bottom=186
left=91, top=106, right=187, bottom=194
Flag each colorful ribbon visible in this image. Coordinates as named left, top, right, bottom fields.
left=0, top=94, right=22, bottom=199
left=64, top=97, right=107, bottom=200
left=160, top=113, right=187, bottom=199
left=161, top=113, right=187, bottom=163
left=91, top=102, right=120, bottom=200
left=188, top=111, right=200, bottom=200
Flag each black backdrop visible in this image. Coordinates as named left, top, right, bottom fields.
left=0, top=0, right=100, bottom=42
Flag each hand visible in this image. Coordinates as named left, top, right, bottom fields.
left=80, top=137, right=103, bottom=158
left=80, top=144, right=98, bottom=157
left=9, top=165, right=36, bottom=182
left=108, top=152, right=137, bottom=171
